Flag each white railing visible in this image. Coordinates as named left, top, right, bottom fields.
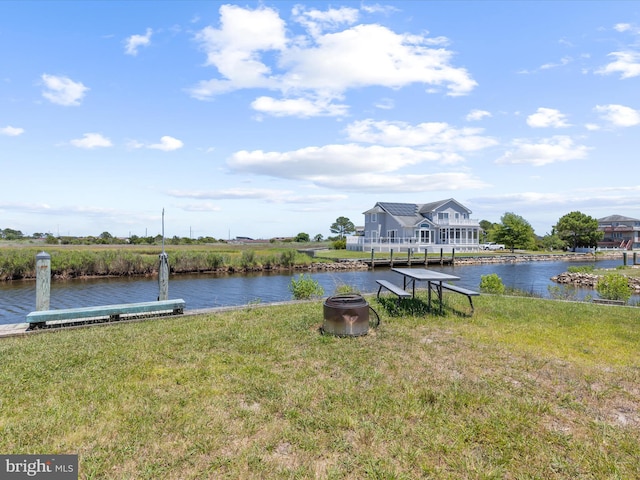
left=346, top=236, right=479, bottom=252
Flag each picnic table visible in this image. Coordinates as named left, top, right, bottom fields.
left=391, top=267, right=464, bottom=313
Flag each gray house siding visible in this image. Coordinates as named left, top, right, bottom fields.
left=351, top=198, right=480, bottom=252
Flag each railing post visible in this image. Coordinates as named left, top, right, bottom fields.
left=158, top=252, right=169, bottom=301
left=36, top=251, right=51, bottom=311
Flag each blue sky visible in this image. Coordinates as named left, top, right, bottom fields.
left=2, top=1, right=640, bottom=240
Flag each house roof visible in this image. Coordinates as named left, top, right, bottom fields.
left=598, top=214, right=640, bottom=223
left=364, top=199, right=475, bottom=229
left=419, top=198, right=471, bottom=215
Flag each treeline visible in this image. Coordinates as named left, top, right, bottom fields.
left=0, top=247, right=314, bottom=281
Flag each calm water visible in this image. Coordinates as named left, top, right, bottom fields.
left=0, top=258, right=629, bottom=325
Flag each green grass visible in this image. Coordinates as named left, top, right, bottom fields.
left=1, top=294, right=639, bottom=479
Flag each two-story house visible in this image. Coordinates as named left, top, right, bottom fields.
left=346, top=198, right=480, bottom=253
left=597, top=215, right=640, bottom=250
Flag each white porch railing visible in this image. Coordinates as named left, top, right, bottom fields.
left=346, top=236, right=479, bottom=253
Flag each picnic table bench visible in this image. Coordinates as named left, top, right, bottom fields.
left=26, top=299, right=186, bottom=328
left=376, top=279, right=411, bottom=304
left=439, top=283, right=480, bottom=313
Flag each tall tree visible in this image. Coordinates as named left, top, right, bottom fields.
left=554, top=211, right=602, bottom=251
left=330, top=216, right=355, bottom=239
left=493, top=212, right=535, bottom=252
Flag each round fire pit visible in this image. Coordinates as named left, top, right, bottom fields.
left=322, top=294, right=379, bottom=337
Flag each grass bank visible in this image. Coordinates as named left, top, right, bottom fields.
left=1, top=294, right=638, bottom=478
left=0, top=244, right=326, bottom=281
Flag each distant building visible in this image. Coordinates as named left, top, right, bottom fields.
left=347, top=198, right=480, bottom=253
left=597, top=215, right=640, bottom=250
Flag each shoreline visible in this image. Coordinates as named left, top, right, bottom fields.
left=0, top=251, right=625, bottom=283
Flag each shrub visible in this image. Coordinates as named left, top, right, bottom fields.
left=567, top=265, right=595, bottom=274
left=596, top=273, right=632, bottom=302
left=289, top=274, right=324, bottom=300
left=280, top=249, right=297, bottom=267
left=331, top=238, right=346, bottom=250
left=479, top=273, right=505, bottom=294
left=335, top=283, right=359, bottom=295
left=240, top=250, right=256, bottom=269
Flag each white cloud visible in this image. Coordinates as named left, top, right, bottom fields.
left=309, top=172, right=489, bottom=193
left=614, top=23, right=632, bottom=33
left=169, top=188, right=347, bottom=204
left=0, top=125, right=24, bottom=136
left=496, top=135, right=590, bottom=166
left=251, top=96, right=348, bottom=117
left=539, top=56, right=572, bottom=70
left=597, top=51, right=640, bottom=79
left=228, top=144, right=443, bottom=179
left=595, top=104, right=640, bottom=127
left=188, top=4, right=477, bottom=116
left=124, top=28, right=152, bottom=56
left=69, top=133, right=112, bottom=149
left=345, top=119, right=498, bottom=151
left=148, top=136, right=184, bottom=151
left=465, top=109, right=491, bottom=121
left=526, top=108, right=571, bottom=128
left=292, top=5, right=359, bottom=37
left=374, top=98, right=395, bottom=110
left=41, top=74, right=89, bottom=106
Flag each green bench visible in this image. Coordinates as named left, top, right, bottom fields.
left=26, top=299, right=186, bottom=328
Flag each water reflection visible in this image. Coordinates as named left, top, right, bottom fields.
left=0, top=258, right=630, bottom=325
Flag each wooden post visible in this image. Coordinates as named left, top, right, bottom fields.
left=390, top=249, right=394, bottom=268
left=407, top=248, right=411, bottom=266
left=424, top=249, right=428, bottom=265
left=35, top=251, right=51, bottom=311
left=634, top=252, right=637, bottom=265
left=623, top=252, right=627, bottom=266
left=371, top=248, right=375, bottom=270
left=440, top=248, right=443, bottom=265
left=452, top=248, right=455, bottom=265
left=158, top=252, right=169, bottom=301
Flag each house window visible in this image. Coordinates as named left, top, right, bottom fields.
left=387, top=230, right=397, bottom=243
left=371, top=213, right=377, bottom=223
left=438, top=212, right=449, bottom=221
left=417, top=230, right=430, bottom=243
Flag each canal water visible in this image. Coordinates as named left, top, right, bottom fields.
left=0, top=258, right=630, bottom=325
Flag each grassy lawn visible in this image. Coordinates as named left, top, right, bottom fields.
left=1, top=294, right=638, bottom=479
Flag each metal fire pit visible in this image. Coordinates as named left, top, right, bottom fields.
left=322, top=294, right=379, bottom=337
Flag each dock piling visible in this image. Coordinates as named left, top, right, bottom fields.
left=36, top=251, right=51, bottom=311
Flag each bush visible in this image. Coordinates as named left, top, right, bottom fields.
left=240, top=250, right=256, bottom=269
left=335, top=283, right=359, bottom=295
left=289, top=274, right=324, bottom=300
left=331, top=238, right=346, bottom=250
left=596, top=273, right=632, bottom=302
left=567, top=265, right=595, bottom=274
left=279, top=249, right=297, bottom=267
left=479, top=273, right=505, bottom=294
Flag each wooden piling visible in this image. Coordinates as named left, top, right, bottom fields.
left=36, top=251, right=51, bottom=311
left=158, top=252, right=169, bottom=301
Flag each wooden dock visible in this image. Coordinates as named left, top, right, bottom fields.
left=362, top=257, right=454, bottom=267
